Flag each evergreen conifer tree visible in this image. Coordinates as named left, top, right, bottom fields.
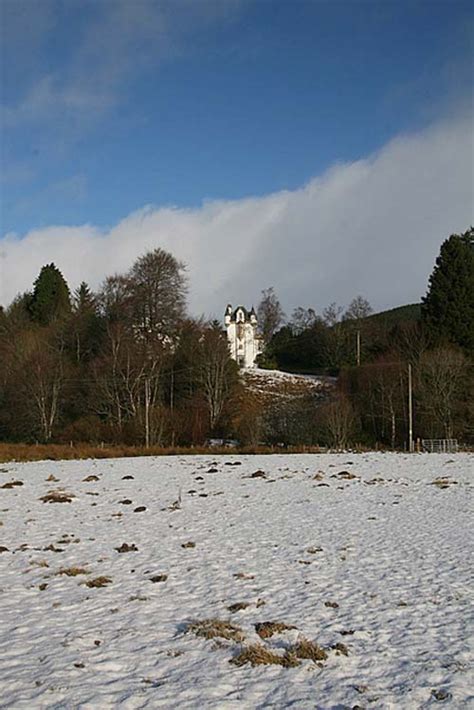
left=70, top=282, right=103, bottom=362
left=30, top=263, right=71, bottom=325
left=421, top=228, right=474, bottom=351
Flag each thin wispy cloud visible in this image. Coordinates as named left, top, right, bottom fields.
left=2, top=0, right=243, bottom=128
left=2, top=113, right=472, bottom=317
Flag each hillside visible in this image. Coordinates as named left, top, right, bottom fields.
left=364, top=303, right=421, bottom=327
left=242, top=367, right=334, bottom=405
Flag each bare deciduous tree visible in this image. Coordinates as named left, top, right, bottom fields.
left=290, top=306, right=318, bottom=335
left=417, top=347, right=469, bottom=439
left=257, top=287, right=285, bottom=344
left=194, top=324, right=239, bottom=432
left=321, top=394, right=358, bottom=450
left=343, top=296, right=372, bottom=322
left=128, top=249, right=187, bottom=342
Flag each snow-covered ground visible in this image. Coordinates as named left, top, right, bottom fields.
left=0, top=453, right=472, bottom=709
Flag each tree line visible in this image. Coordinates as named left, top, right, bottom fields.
left=0, top=250, right=243, bottom=446
left=256, top=228, right=473, bottom=448
left=0, top=228, right=472, bottom=449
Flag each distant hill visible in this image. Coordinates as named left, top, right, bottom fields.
left=364, top=303, right=421, bottom=327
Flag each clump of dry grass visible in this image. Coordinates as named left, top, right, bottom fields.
left=115, top=543, right=138, bottom=553
left=331, top=642, right=349, bottom=656
left=249, top=470, right=266, bottom=478
left=227, top=602, right=251, bottom=613
left=85, top=576, right=112, bottom=588
left=230, top=644, right=300, bottom=668
left=255, top=621, right=297, bottom=639
left=233, top=572, right=254, bottom=580
left=334, top=471, right=357, bottom=480
left=40, top=490, right=75, bottom=503
left=293, top=637, right=328, bottom=662
left=57, top=567, right=89, bottom=577
left=83, top=475, right=99, bottom=482
left=181, top=541, right=196, bottom=549
left=149, top=574, right=167, bottom=583
left=186, top=619, right=244, bottom=642
left=431, top=478, right=457, bottom=489
left=1, top=480, right=24, bottom=489
left=46, top=474, right=59, bottom=482
left=43, top=543, right=64, bottom=552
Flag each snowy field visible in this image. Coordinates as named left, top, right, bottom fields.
left=0, top=453, right=472, bottom=709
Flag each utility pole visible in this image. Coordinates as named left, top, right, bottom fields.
left=408, top=363, right=414, bottom=452
left=144, top=377, right=150, bottom=449
left=356, top=330, right=361, bottom=366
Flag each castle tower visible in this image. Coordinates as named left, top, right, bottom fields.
left=225, top=304, right=263, bottom=368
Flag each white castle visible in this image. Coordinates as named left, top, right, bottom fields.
left=225, top=304, right=263, bottom=368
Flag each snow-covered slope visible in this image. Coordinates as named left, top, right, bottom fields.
left=0, top=453, right=472, bottom=709
left=243, top=367, right=333, bottom=401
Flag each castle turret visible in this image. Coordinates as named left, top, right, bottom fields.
left=224, top=304, right=263, bottom=368
left=224, top=304, right=232, bottom=326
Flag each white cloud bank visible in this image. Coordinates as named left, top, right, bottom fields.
left=1, top=113, right=472, bottom=318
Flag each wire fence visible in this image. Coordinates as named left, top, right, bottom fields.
left=421, top=439, right=458, bottom=453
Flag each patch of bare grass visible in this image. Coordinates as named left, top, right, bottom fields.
left=333, top=471, right=357, bottom=480
left=227, top=602, right=251, bottom=613
left=249, top=470, right=266, bottom=478
left=186, top=619, right=244, bottom=642
left=331, top=642, right=349, bottom=656
left=1, top=480, right=24, bottom=489
left=115, top=543, right=138, bottom=553
left=255, top=621, right=297, bottom=639
left=233, top=572, right=254, bottom=580
left=57, top=567, right=89, bottom=577
left=149, top=574, right=168, bottom=583
left=31, top=559, right=49, bottom=568
left=85, top=576, right=112, bottom=588
left=230, top=644, right=300, bottom=668
left=40, top=490, right=75, bottom=503
left=431, top=478, right=458, bottom=489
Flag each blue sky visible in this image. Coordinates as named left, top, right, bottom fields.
left=0, top=0, right=473, bottom=314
